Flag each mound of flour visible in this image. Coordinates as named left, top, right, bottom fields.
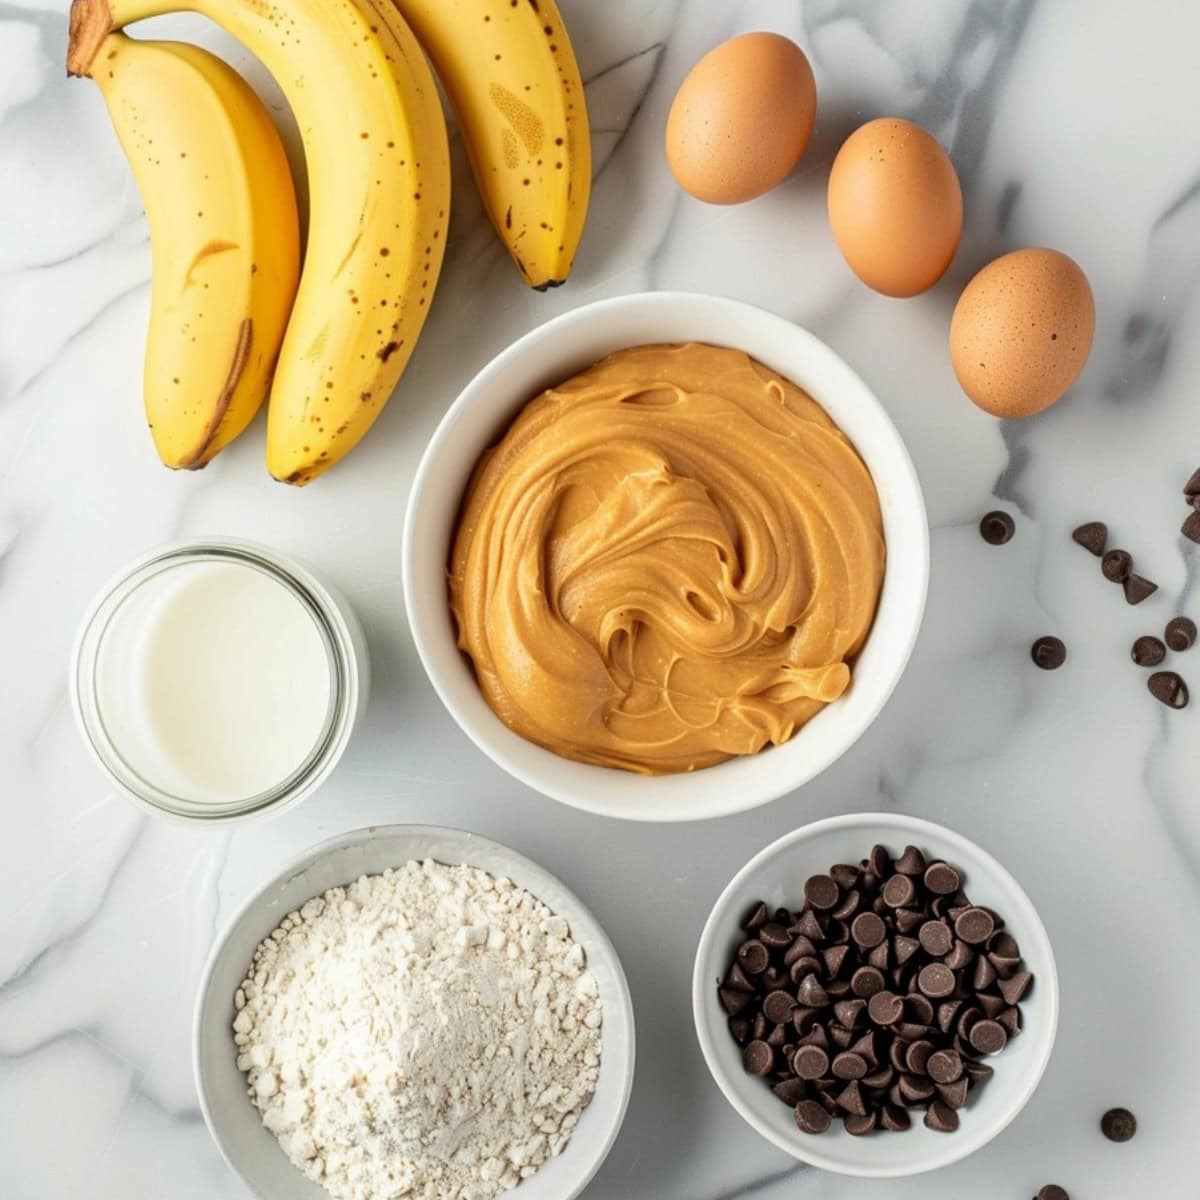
left=232, top=860, right=602, bottom=1200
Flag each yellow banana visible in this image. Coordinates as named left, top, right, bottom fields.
left=84, top=32, right=299, bottom=469
left=69, top=0, right=451, bottom=486
left=381, top=0, right=590, bottom=288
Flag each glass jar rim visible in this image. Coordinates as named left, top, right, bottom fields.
left=70, top=539, right=362, bottom=822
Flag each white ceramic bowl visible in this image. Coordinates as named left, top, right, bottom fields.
left=403, top=292, right=928, bottom=821
left=194, top=825, right=635, bottom=1200
left=693, top=813, right=1059, bottom=1178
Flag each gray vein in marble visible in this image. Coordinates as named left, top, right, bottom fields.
left=703, top=1163, right=806, bottom=1200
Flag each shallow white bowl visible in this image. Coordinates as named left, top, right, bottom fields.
left=403, top=291, right=929, bottom=821
left=194, top=825, right=635, bottom=1200
left=692, top=813, right=1059, bottom=1178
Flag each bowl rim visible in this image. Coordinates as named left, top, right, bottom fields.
left=691, top=812, right=1060, bottom=1178
left=402, top=290, right=930, bottom=822
left=192, top=822, right=637, bottom=1200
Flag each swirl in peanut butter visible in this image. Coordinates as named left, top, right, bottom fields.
left=449, top=343, right=885, bottom=775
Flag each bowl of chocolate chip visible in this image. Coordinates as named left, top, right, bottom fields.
left=692, top=813, right=1058, bottom=1177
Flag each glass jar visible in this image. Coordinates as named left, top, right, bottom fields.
left=70, top=538, right=369, bottom=822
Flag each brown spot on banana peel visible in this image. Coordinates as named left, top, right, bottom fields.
left=177, top=317, right=253, bottom=469
left=66, top=0, right=116, bottom=77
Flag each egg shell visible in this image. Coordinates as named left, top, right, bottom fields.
left=950, top=248, right=1095, bottom=419
left=666, top=32, right=816, bottom=205
left=827, top=118, right=963, bottom=298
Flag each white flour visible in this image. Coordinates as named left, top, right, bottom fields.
left=233, top=860, right=602, bottom=1200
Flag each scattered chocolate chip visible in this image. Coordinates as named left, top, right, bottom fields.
left=742, top=901, right=769, bottom=930
left=923, top=861, right=960, bottom=895
left=843, top=1110, right=877, bottom=1136
left=794, top=1099, right=832, bottom=1134
left=850, top=911, right=886, bottom=949
left=954, top=907, right=995, bottom=945
left=969, top=1019, right=1007, bottom=1055
left=980, top=511, right=1015, bottom=545
left=1132, top=635, right=1166, bottom=667
left=882, top=874, right=917, bottom=908
left=1102, top=548, right=1132, bottom=581
left=895, top=845, right=927, bottom=875
left=1035, top=1187, right=1070, bottom=1200
left=1124, top=573, right=1158, bottom=605
left=1031, top=636, right=1067, bottom=670
left=868, top=989, right=904, bottom=1026
left=881, top=1103, right=911, bottom=1132
left=736, top=939, right=768, bottom=975
left=832, top=1051, right=868, bottom=1081
left=918, top=962, right=956, bottom=999
left=918, top=919, right=953, bottom=958
left=1165, top=617, right=1196, bottom=652
left=719, top=987, right=753, bottom=1015
left=1184, top=469, right=1200, bottom=500
left=804, top=874, right=840, bottom=911
left=998, top=971, right=1033, bottom=1006
left=851, top=966, right=886, bottom=997
left=935, top=1076, right=969, bottom=1110
left=1148, top=670, right=1188, bottom=709
left=924, top=1100, right=960, bottom=1133
left=772, top=1077, right=806, bottom=1106
left=1100, top=1107, right=1137, bottom=1143
left=836, top=1079, right=868, bottom=1116
left=793, top=1045, right=829, bottom=1080
left=1184, top=511, right=1200, bottom=544
left=926, top=1049, right=963, bottom=1084
left=1072, top=521, right=1107, bottom=556
left=762, top=990, right=795, bottom=1025
left=743, top=1040, right=773, bottom=1076
left=869, top=844, right=891, bottom=876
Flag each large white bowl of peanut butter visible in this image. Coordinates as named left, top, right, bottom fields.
left=403, top=293, right=928, bottom=821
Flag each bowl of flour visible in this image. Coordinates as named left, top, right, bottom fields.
left=194, top=825, right=635, bottom=1200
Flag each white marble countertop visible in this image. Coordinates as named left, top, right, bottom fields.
left=3, top=0, right=1198, bottom=1196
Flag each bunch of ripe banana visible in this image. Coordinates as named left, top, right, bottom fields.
left=67, top=0, right=590, bottom=484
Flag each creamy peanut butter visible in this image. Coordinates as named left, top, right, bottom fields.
left=449, top=343, right=885, bottom=775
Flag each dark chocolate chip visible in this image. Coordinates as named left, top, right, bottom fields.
left=918, top=919, right=954, bottom=958
left=724, top=961, right=756, bottom=993
left=1165, top=616, right=1197, bottom=651
left=759, top=922, right=792, bottom=950
left=894, top=908, right=924, bottom=934
left=843, top=1110, right=877, bottom=1136
left=793, top=1044, right=829, bottom=1080
left=998, top=970, right=1033, bottom=1006
left=773, top=1077, right=806, bottom=1105
left=765, top=1022, right=788, bottom=1048
left=936, top=1076, right=969, bottom=1109
left=1031, top=636, right=1067, bottom=670
left=795, top=1022, right=828, bottom=1048
left=1102, top=549, right=1132, bottom=582
left=820, top=944, right=849, bottom=977
left=851, top=911, right=887, bottom=949
left=924, top=1100, right=960, bottom=1133
left=1100, top=1107, right=1137, bottom=1143
left=868, top=990, right=904, bottom=1026
left=973, top=954, right=997, bottom=991
left=828, top=1023, right=854, bottom=1050
left=743, top=1040, right=774, bottom=1076
left=794, top=1099, right=832, bottom=1134
left=851, top=966, right=886, bottom=998
left=742, top=901, right=769, bottom=930
left=867, top=940, right=891, bottom=970
left=784, top=935, right=817, bottom=966
left=736, top=939, right=769, bottom=975
left=831, top=889, right=861, bottom=921
left=923, top=861, right=961, bottom=895
left=954, top=907, right=996, bottom=945
left=1124, top=573, right=1158, bottom=605
left=881, top=1104, right=911, bottom=1132
left=869, top=844, right=891, bottom=877
left=830, top=863, right=860, bottom=889
left=1132, top=635, right=1166, bottom=667
left=792, top=910, right=825, bottom=942
left=1072, top=521, right=1107, bottom=556
left=836, top=1079, right=868, bottom=1116
left=997, top=1006, right=1021, bottom=1038
left=762, top=990, right=796, bottom=1025
left=977, top=994, right=1006, bottom=1019
left=881, top=874, right=917, bottom=908
left=962, top=1059, right=993, bottom=1085
left=729, top=1015, right=751, bottom=1044
left=926, top=1049, right=963, bottom=1084
left=1148, top=670, right=1189, bottom=708
left=895, top=845, right=927, bottom=875
left=904, top=994, right=935, bottom=1026
left=969, top=1019, right=1007, bottom=1055
left=719, top=987, right=753, bottom=1015
left=789, top=956, right=821, bottom=986
left=832, top=1051, right=868, bottom=1081
left=893, top=935, right=921, bottom=965
left=905, top=1039, right=934, bottom=1075
left=1035, top=1187, right=1070, bottom=1200
left=918, top=963, right=956, bottom=999
left=833, top=999, right=866, bottom=1030
left=980, top=510, right=1015, bottom=545
left=1184, top=511, right=1200, bottom=544
left=796, top=974, right=830, bottom=1008
left=804, top=874, right=840, bottom=911
left=850, top=1030, right=878, bottom=1066
left=1184, top=469, right=1200, bottom=499
left=898, top=1072, right=935, bottom=1102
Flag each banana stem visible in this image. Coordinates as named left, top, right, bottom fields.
left=66, top=0, right=117, bottom=77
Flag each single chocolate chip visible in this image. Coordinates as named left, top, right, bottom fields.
left=762, top=990, right=795, bottom=1025
left=893, top=934, right=921, bottom=965
left=1072, top=521, right=1107, bottom=556
left=833, top=999, right=866, bottom=1029
left=1124, top=573, right=1158, bottom=605
left=850, top=1030, right=878, bottom=1066
left=895, top=845, right=927, bottom=875
left=881, top=1103, right=911, bottom=1132
left=1100, top=1107, right=1137, bottom=1142
left=784, top=935, right=817, bottom=966
left=904, top=994, right=935, bottom=1026
left=736, top=939, right=769, bottom=975
left=1035, top=1187, right=1070, bottom=1200
left=898, top=1072, right=935, bottom=1102
left=751, top=1012, right=769, bottom=1041
left=1031, top=636, right=1067, bottom=670
left=980, top=510, right=1015, bottom=545
left=797, top=974, right=830, bottom=1008
left=1185, top=469, right=1200, bottom=499
left=867, top=940, right=891, bottom=970
left=851, top=966, right=886, bottom=998
left=862, top=1063, right=893, bottom=1089
left=729, top=1015, right=751, bottom=1044
left=794, top=1098, right=832, bottom=1134
left=825, top=918, right=850, bottom=946
left=759, top=922, right=792, bottom=950
left=793, top=1044, right=829, bottom=1080
left=954, top=907, right=996, bottom=945
left=869, top=844, right=891, bottom=877
left=843, top=1111, right=877, bottom=1136
left=1102, top=549, right=1132, bottom=582
left=918, top=963, right=956, bottom=999
left=789, top=957, right=820, bottom=986
left=825, top=978, right=851, bottom=998
left=724, top=961, right=756, bottom=993
left=1148, top=670, right=1189, bottom=708
left=918, top=919, right=954, bottom=958
left=836, top=1079, right=867, bottom=1116
left=998, top=970, right=1033, bottom=1006
left=1165, top=616, right=1197, bottom=651
left=765, top=1022, right=788, bottom=1048
left=719, top=987, right=753, bottom=1015
left=832, top=1051, right=867, bottom=1081
left=936, top=1076, right=969, bottom=1109
left=831, top=889, right=861, bottom=922
left=924, top=1100, right=960, bottom=1133
left=969, top=1019, right=1007, bottom=1055
left=923, top=861, right=961, bottom=895
left=881, top=874, right=916, bottom=908
left=905, top=1039, right=934, bottom=1075
left=820, top=944, right=849, bottom=977
left=742, top=901, right=769, bottom=930
left=743, top=1040, right=774, bottom=1076
left=894, top=908, right=924, bottom=934
left=851, top=911, right=887, bottom=949
left=791, top=910, right=825, bottom=942
left=796, top=1022, right=828, bottom=1049
left=973, top=954, right=997, bottom=991
left=926, top=1049, right=963, bottom=1084
left=945, top=939, right=975, bottom=971
left=997, top=1006, right=1021, bottom=1038
left=773, top=1077, right=806, bottom=1105
left=1132, top=635, right=1166, bottom=667
left=962, top=1059, right=993, bottom=1085
left=804, top=874, right=840, bottom=911
left=760, top=965, right=788, bottom=992
left=830, top=863, right=860, bottom=889
left=1184, top=511, right=1200, bottom=544
left=868, top=990, right=904, bottom=1026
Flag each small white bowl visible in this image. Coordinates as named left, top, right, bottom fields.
left=403, top=292, right=928, bottom=821
left=194, top=825, right=635, bottom=1200
left=692, top=813, right=1058, bottom=1178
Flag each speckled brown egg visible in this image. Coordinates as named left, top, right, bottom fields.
left=950, top=248, right=1094, bottom=418
left=666, top=32, right=817, bottom=205
left=827, top=118, right=962, bottom=297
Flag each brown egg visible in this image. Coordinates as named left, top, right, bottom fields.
left=827, top=118, right=962, bottom=297
left=950, top=248, right=1094, bottom=418
left=666, top=32, right=817, bottom=205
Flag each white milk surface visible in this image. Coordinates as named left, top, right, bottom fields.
left=95, top=560, right=333, bottom=804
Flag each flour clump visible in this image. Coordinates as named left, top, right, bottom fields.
left=233, top=860, right=602, bottom=1200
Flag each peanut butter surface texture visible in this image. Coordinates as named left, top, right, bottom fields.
left=449, top=343, right=885, bottom=774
